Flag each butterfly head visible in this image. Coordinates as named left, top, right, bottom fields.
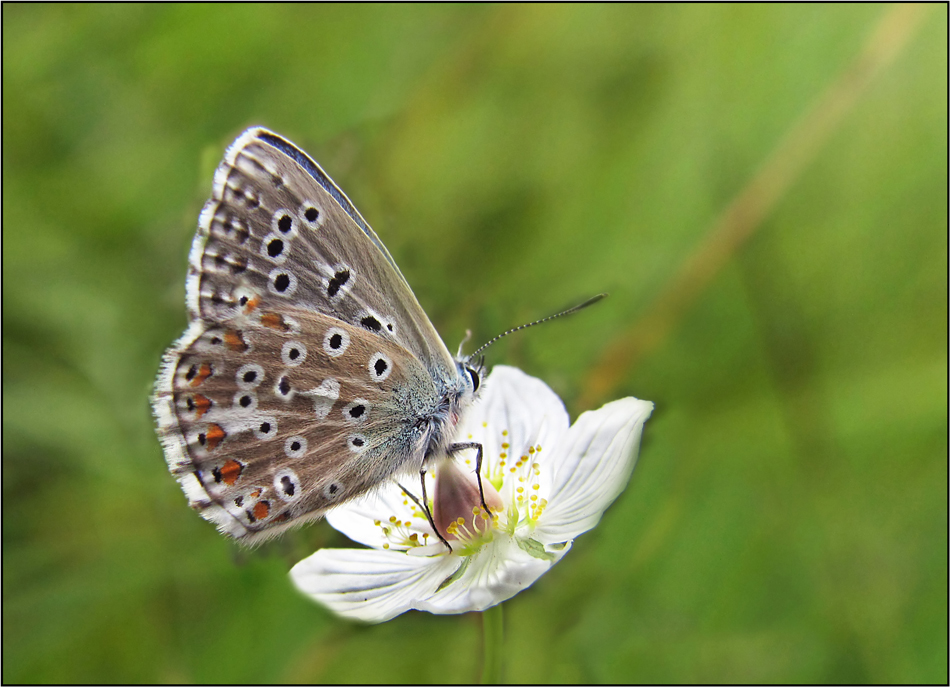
left=458, top=356, right=485, bottom=402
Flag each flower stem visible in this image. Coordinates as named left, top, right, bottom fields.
left=480, top=603, right=504, bottom=683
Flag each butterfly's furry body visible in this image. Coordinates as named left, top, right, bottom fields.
left=153, top=128, right=480, bottom=544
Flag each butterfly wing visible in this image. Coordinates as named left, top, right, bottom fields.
left=153, top=128, right=460, bottom=543
left=186, top=127, right=457, bottom=379
left=155, top=309, right=440, bottom=543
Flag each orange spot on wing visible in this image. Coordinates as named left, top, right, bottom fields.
left=260, top=312, right=288, bottom=331
left=244, top=295, right=261, bottom=314
left=224, top=329, right=248, bottom=352
left=218, top=459, right=242, bottom=485
left=205, top=424, right=226, bottom=451
left=189, top=363, right=213, bottom=387
left=252, top=500, right=271, bottom=521
left=250, top=488, right=262, bottom=498
left=192, top=394, right=212, bottom=418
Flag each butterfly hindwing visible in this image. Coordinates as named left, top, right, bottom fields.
left=156, top=307, right=442, bottom=543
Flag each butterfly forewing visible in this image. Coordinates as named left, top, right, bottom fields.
left=154, top=128, right=465, bottom=543
left=186, top=128, right=456, bottom=378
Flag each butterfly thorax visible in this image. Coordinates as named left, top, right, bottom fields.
left=415, top=361, right=478, bottom=465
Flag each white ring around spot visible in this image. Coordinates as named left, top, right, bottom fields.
left=268, top=268, right=298, bottom=297
left=274, top=469, right=301, bottom=502
left=232, top=391, right=258, bottom=413
left=299, top=200, right=325, bottom=230
left=323, top=481, right=344, bottom=500
left=284, top=436, right=308, bottom=459
left=281, top=340, right=307, bottom=367
left=368, top=352, right=393, bottom=382
left=323, top=327, right=350, bottom=358
left=274, top=375, right=294, bottom=400
left=342, top=399, right=371, bottom=424
left=348, top=434, right=367, bottom=453
left=271, top=208, right=299, bottom=238
left=282, top=316, right=301, bottom=334
left=254, top=416, right=278, bottom=440
left=236, top=363, right=265, bottom=389
left=260, top=232, right=289, bottom=265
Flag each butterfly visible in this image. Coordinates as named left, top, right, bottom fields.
left=152, top=128, right=486, bottom=546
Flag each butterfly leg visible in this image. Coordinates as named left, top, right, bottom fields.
left=398, top=476, right=452, bottom=553
left=447, top=442, right=491, bottom=517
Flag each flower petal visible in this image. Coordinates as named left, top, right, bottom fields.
left=325, top=481, right=431, bottom=550
left=416, top=534, right=572, bottom=614
left=458, top=366, right=570, bottom=498
left=532, top=397, right=653, bottom=544
left=290, top=547, right=460, bottom=623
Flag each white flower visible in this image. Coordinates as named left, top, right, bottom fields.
left=290, top=365, right=653, bottom=623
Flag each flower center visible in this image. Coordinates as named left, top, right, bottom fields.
left=368, top=424, right=553, bottom=554
left=461, top=424, right=550, bottom=534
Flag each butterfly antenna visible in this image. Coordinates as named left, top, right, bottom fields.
left=468, top=293, right=608, bottom=360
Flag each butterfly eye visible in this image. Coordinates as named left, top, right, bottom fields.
left=466, top=366, right=480, bottom=393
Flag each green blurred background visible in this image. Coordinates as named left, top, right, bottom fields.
left=3, top=4, right=946, bottom=683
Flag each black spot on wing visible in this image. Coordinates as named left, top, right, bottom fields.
left=327, top=269, right=350, bottom=297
